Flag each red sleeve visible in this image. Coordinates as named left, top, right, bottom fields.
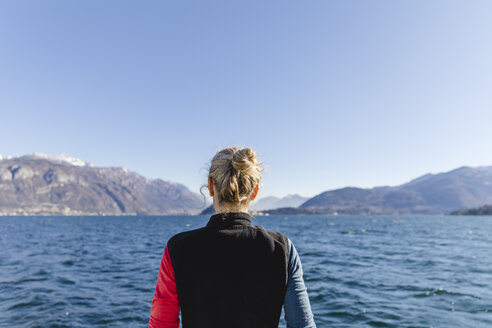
left=149, top=246, right=180, bottom=328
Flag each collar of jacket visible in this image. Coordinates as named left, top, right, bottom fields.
left=206, top=212, right=253, bottom=229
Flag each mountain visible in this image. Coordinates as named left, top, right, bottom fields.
left=251, top=194, right=309, bottom=211
left=0, top=154, right=204, bottom=215
left=198, top=194, right=309, bottom=215
left=298, top=166, right=492, bottom=215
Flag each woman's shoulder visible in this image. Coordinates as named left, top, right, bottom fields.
left=252, top=224, right=288, bottom=238
left=167, top=226, right=208, bottom=249
left=251, top=225, right=290, bottom=249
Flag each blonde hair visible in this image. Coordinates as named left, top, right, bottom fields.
left=208, top=147, right=262, bottom=204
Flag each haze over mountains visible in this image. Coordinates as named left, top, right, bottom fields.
left=1, top=154, right=491, bottom=215
left=252, top=194, right=309, bottom=211
left=199, top=194, right=309, bottom=215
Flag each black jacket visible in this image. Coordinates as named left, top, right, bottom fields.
left=167, top=212, right=290, bottom=328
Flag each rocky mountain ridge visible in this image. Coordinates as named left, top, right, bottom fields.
left=293, top=166, right=492, bottom=215
left=195, top=165, right=492, bottom=216
left=0, top=154, right=204, bottom=215
left=3, top=154, right=490, bottom=216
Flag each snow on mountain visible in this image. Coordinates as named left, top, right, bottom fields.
left=26, top=153, right=94, bottom=167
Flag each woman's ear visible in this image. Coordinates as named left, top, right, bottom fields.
left=208, top=177, right=214, bottom=197
left=250, top=184, right=259, bottom=200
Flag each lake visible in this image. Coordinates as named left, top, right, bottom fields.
left=1, top=215, right=491, bottom=327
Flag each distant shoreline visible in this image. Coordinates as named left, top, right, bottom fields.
left=450, top=205, right=492, bottom=216
left=2, top=212, right=491, bottom=217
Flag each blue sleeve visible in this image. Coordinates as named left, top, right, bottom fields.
left=284, top=238, right=316, bottom=328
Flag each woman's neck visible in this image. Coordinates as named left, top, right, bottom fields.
left=213, top=199, right=250, bottom=214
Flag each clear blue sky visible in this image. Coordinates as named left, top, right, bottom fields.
left=1, top=1, right=491, bottom=198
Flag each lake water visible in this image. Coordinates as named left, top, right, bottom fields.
left=1, top=215, right=491, bottom=327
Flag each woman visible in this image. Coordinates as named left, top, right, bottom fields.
left=149, top=147, right=316, bottom=328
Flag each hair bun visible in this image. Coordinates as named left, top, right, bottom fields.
left=208, top=147, right=262, bottom=204
left=232, top=148, right=256, bottom=173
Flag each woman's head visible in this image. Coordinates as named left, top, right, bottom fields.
left=208, top=147, right=262, bottom=209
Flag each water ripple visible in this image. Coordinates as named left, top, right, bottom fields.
left=1, top=215, right=492, bottom=327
